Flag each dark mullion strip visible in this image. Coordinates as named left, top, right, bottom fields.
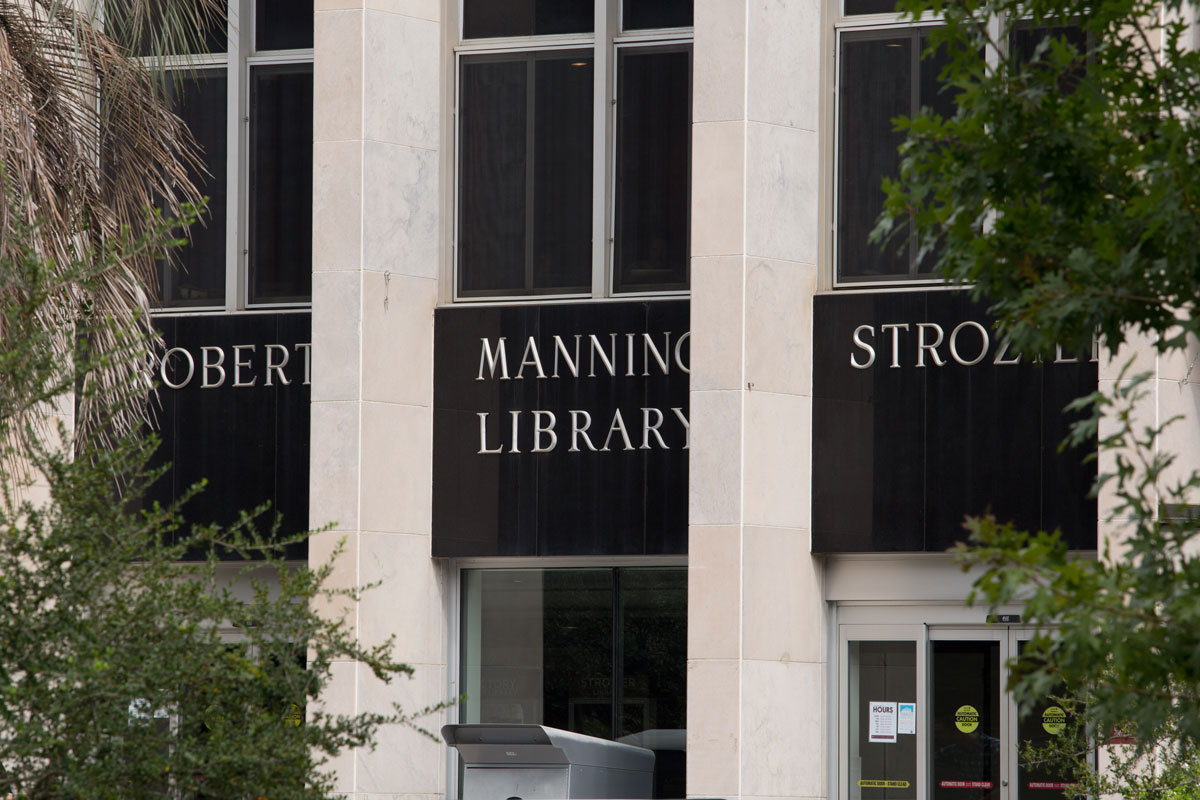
left=525, top=56, right=537, bottom=293
left=909, top=28, right=921, bottom=277
left=612, top=567, right=623, bottom=739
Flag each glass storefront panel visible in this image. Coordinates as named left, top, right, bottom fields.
left=460, top=566, right=687, bottom=798
left=931, top=640, right=1002, bottom=800
left=848, top=641, right=918, bottom=800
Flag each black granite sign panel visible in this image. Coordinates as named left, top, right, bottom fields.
left=146, top=313, right=311, bottom=560
left=812, top=291, right=1097, bottom=553
left=433, top=300, right=690, bottom=557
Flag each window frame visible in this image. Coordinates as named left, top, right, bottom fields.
left=830, top=7, right=963, bottom=290
left=148, top=0, right=314, bottom=313
left=829, top=4, right=1081, bottom=289
left=448, top=0, right=693, bottom=304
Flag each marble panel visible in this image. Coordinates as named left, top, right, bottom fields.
left=357, top=532, right=445, bottom=662
left=354, top=662, right=448, bottom=794
left=313, top=140, right=364, bottom=272
left=740, top=659, right=826, bottom=798
left=689, top=389, right=744, bottom=526
left=309, top=400, right=362, bottom=532
left=1155, top=379, right=1200, bottom=496
left=319, top=0, right=441, bottom=20
left=745, top=122, right=819, bottom=266
left=743, top=390, right=811, bottom=529
left=686, top=659, right=741, bottom=797
left=314, top=9, right=363, bottom=143
left=693, top=0, right=747, bottom=123
left=308, top=529, right=360, bottom=630
left=742, top=525, right=824, bottom=663
left=747, top=0, right=821, bottom=131
left=311, top=653, right=356, bottom=792
left=691, top=256, right=746, bottom=392
left=745, top=257, right=816, bottom=397
left=359, top=402, right=433, bottom=535
left=311, top=270, right=363, bottom=403
left=364, top=11, right=440, bottom=150
left=1096, top=377, right=1158, bottom=523
left=1099, top=327, right=1157, bottom=381
left=1157, top=331, right=1200, bottom=384
left=692, top=121, right=746, bottom=259
left=362, top=141, right=440, bottom=279
left=362, top=273, right=435, bottom=406
left=688, top=524, right=743, bottom=660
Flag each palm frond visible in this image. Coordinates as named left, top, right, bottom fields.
left=0, top=0, right=221, bottom=459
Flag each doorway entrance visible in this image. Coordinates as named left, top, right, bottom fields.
left=839, top=621, right=1077, bottom=800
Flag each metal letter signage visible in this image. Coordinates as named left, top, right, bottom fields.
left=812, top=291, right=1097, bottom=553
left=432, top=301, right=689, bottom=557
left=144, top=313, right=311, bottom=560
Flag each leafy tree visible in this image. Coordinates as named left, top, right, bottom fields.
left=0, top=202, right=439, bottom=799
left=878, top=0, right=1200, bottom=779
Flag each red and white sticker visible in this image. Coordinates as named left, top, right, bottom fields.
left=939, top=781, right=994, bottom=789
left=1027, top=783, right=1077, bottom=790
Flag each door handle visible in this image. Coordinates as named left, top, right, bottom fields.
left=1002, top=780, right=1009, bottom=787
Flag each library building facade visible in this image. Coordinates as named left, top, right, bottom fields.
left=145, top=2, right=1200, bottom=800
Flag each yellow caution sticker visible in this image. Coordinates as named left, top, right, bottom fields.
left=955, top=704, right=980, bottom=733
left=1042, top=706, right=1066, bottom=735
left=858, top=780, right=911, bottom=788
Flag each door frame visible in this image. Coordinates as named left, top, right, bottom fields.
left=835, top=606, right=1039, bottom=800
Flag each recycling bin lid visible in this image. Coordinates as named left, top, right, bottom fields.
left=442, top=724, right=655, bottom=771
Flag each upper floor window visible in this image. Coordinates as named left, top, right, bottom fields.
left=833, top=4, right=1083, bottom=285
left=148, top=0, right=313, bottom=310
left=454, top=0, right=692, bottom=300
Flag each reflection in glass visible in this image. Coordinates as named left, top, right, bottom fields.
left=614, top=47, right=691, bottom=293
left=848, top=641, right=917, bottom=800
left=838, top=35, right=911, bottom=279
left=249, top=64, right=313, bottom=304
left=931, top=641, right=1001, bottom=800
left=458, top=53, right=593, bottom=296
left=159, top=69, right=227, bottom=308
left=623, top=0, right=692, bottom=30
left=463, top=0, right=592, bottom=38
left=257, top=0, right=315, bottom=50
left=837, top=29, right=960, bottom=280
left=1016, top=641, right=1077, bottom=800
left=460, top=567, right=687, bottom=798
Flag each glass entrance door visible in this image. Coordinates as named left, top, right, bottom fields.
left=929, top=630, right=1077, bottom=800
left=840, top=625, right=1078, bottom=800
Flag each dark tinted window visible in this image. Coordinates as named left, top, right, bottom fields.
left=837, top=28, right=956, bottom=280
left=623, top=0, right=692, bottom=30
left=1011, top=23, right=1087, bottom=92
left=614, top=47, right=691, bottom=293
left=458, top=52, right=593, bottom=296
left=249, top=63, right=313, bottom=304
left=843, top=0, right=899, bottom=15
left=131, top=0, right=228, bottom=56
left=461, top=567, right=687, bottom=799
left=837, top=34, right=911, bottom=279
left=463, top=0, right=592, bottom=38
left=161, top=70, right=228, bottom=308
left=257, top=0, right=314, bottom=50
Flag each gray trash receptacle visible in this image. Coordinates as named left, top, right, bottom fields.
left=443, top=724, right=655, bottom=800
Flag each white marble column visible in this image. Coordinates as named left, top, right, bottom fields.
left=311, top=2, right=447, bottom=797
left=688, top=0, right=828, bottom=799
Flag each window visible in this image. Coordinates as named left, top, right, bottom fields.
left=150, top=0, right=313, bottom=310
left=833, top=5, right=1083, bottom=285
left=454, top=0, right=692, bottom=300
left=460, top=567, right=687, bottom=798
